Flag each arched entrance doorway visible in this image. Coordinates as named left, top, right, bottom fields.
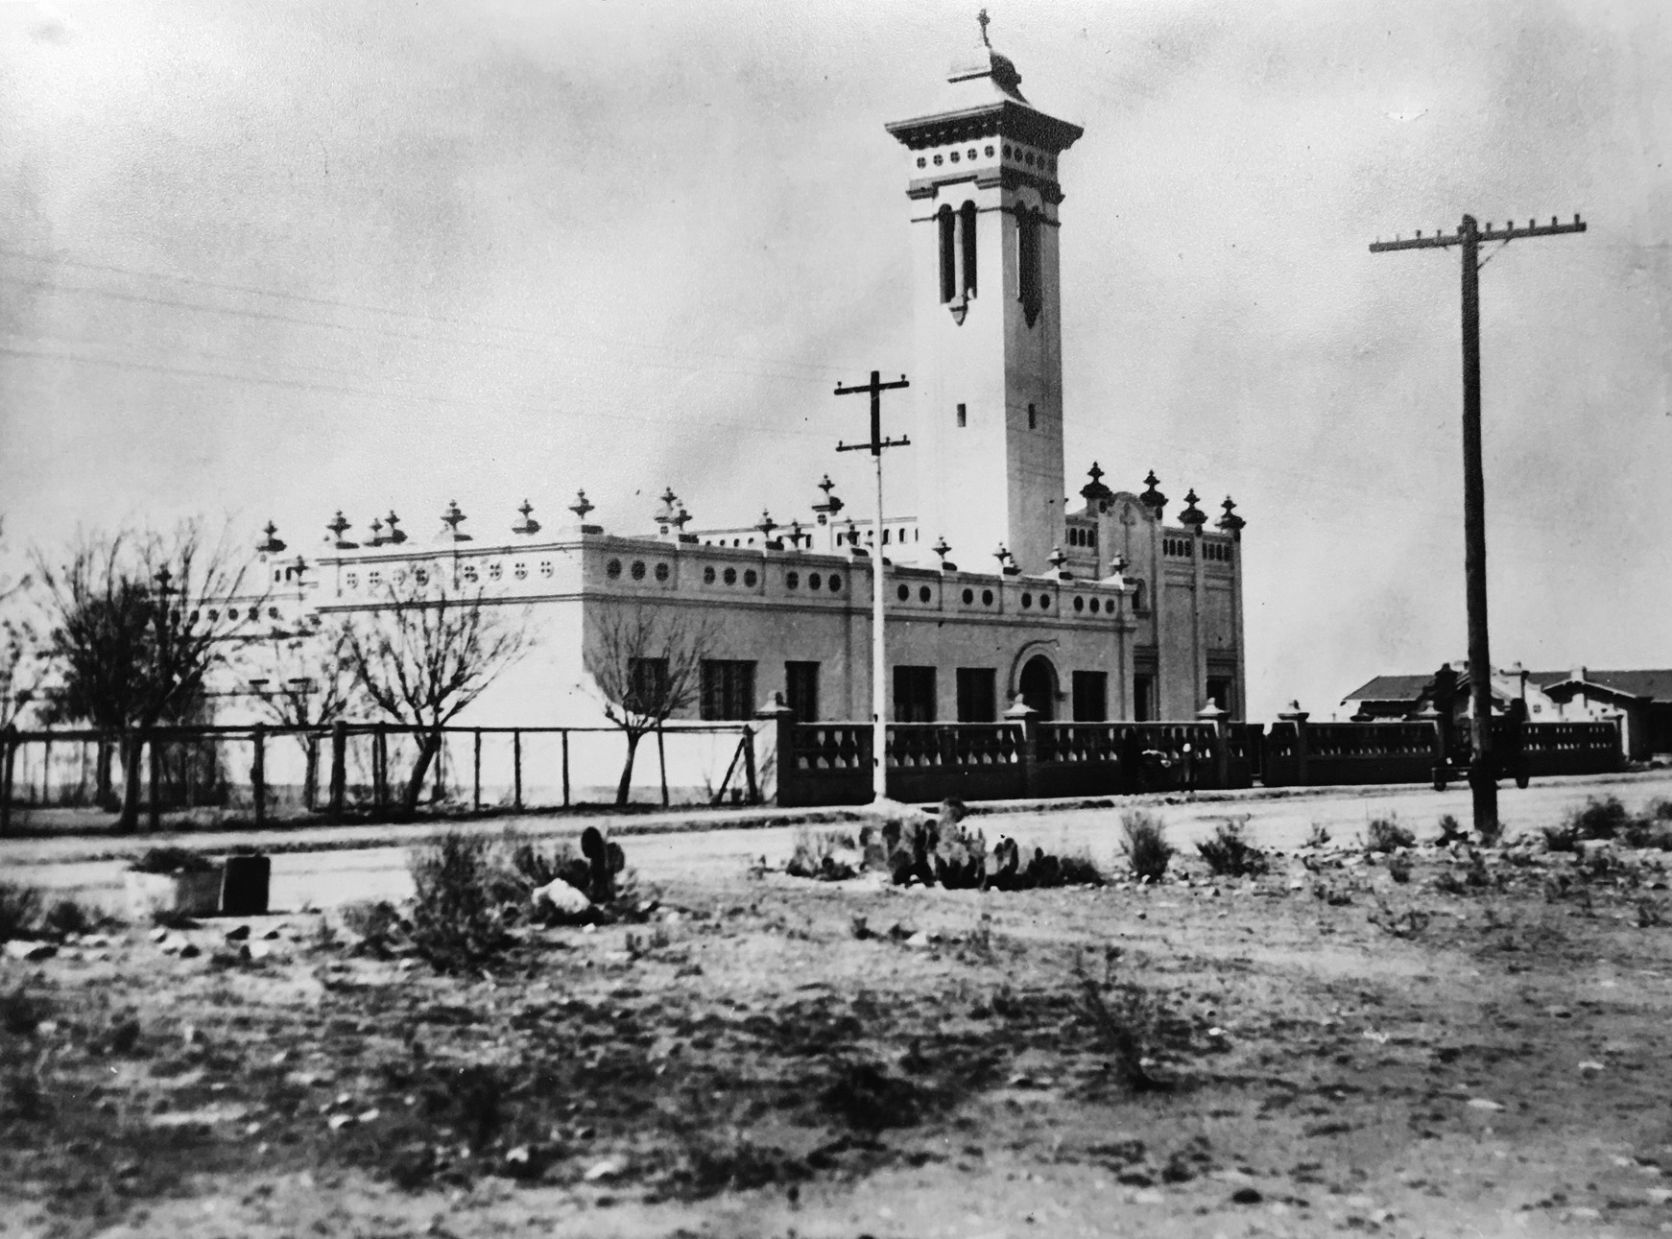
left=1018, top=655, right=1058, bottom=721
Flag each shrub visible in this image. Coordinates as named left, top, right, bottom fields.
left=1053, top=850, right=1107, bottom=888
left=340, top=900, right=405, bottom=957
left=786, top=829, right=860, bottom=881
left=1386, top=854, right=1413, bottom=884
left=1364, top=817, right=1416, bottom=854
left=130, top=846, right=216, bottom=875
left=1569, top=796, right=1631, bottom=842
left=40, top=898, right=96, bottom=938
left=1196, top=818, right=1268, bottom=878
left=1304, top=822, right=1331, bottom=849
left=1435, top=814, right=1468, bottom=847
left=1647, top=798, right=1672, bottom=823
left=1542, top=823, right=1580, bottom=853
left=1121, top=811, right=1173, bottom=882
left=0, top=884, right=43, bottom=943
left=408, top=831, right=511, bottom=973
left=501, top=833, right=586, bottom=895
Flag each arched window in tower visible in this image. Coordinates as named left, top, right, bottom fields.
left=1017, top=204, right=1043, bottom=326
left=937, top=205, right=957, bottom=303
left=959, top=200, right=978, bottom=298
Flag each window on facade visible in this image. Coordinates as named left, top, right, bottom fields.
left=700, top=660, right=756, bottom=721
left=1072, top=671, right=1108, bottom=722
left=959, top=200, right=978, bottom=297
left=893, top=665, right=937, bottom=723
left=627, top=657, right=669, bottom=715
left=1017, top=204, right=1043, bottom=323
left=937, top=205, right=957, bottom=302
left=956, top=402, right=966, bottom=428
left=1027, top=402, right=1037, bottom=429
left=1206, top=677, right=1234, bottom=715
left=1133, top=673, right=1157, bottom=722
left=785, top=660, right=819, bottom=722
left=956, top=668, right=997, bottom=723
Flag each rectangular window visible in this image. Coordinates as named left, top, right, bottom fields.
left=700, top=659, right=756, bottom=721
left=893, top=665, right=937, bottom=723
left=785, top=660, right=819, bottom=721
left=956, top=402, right=966, bottom=428
left=1133, top=673, right=1156, bottom=722
left=938, top=206, right=957, bottom=303
left=1206, top=677, right=1233, bottom=715
left=955, top=668, right=997, bottom=722
left=1027, top=402, right=1037, bottom=429
left=1072, top=671, right=1108, bottom=722
left=627, top=657, right=668, bottom=714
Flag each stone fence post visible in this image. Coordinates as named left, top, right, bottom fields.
left=753, top=693, right=794, bottom=806
left=1277, top=701, right=1310, bottom=786
left=1003, top=698, right=1039, bottom=798
left=1196, top=700, right=1230, bottom=789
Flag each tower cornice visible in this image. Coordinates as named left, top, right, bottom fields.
left=885, top=100, right=1083, bottom=154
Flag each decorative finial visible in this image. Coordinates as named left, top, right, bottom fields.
left=978, top=8, right=991, bottom=48
left=326, top=511, right=355, bottom=548
left=672, top=505, right=692, bottom=532
left=1217, top=495, right=1245, bottom=536
left=256, top=521, right=286, bottom=554
left=1048, top=546, right=1067, bottom=570
left=1179, top=489, right=1206, bottom=528
left=569, top=489, right=594, bottom=521
left=439, top=500, right=471, bottom=542
left=1139, top=470, right=1167, bottom=514
left=385, top=510, right=406, bottom=544
left=368, top=516, right=384, bottom=546
left=932, top=535, right=952, bottom=564
left=512, top=499, right=541, bottom=537
left=756, top=509, right=777, bottom=538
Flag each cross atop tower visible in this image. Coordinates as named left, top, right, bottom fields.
left=977, top=8, right=991, bottom=47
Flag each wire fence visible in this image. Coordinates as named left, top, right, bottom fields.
left=0, top=720, right=759, bottom=835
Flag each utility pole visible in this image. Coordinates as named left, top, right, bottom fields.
left=1370, top=212, right=1586, bottom=837
left=834, top=370, right=911, bottom=803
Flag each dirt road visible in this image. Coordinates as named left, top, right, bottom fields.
left=17, top=772, right=1672, bottom=915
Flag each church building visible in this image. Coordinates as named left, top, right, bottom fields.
left=261, top=22, right=1248, bottom=730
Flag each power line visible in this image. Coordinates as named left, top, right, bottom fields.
left=0, top=343, right=838, bottom=442
left=0, top=250, right=858, bottom=380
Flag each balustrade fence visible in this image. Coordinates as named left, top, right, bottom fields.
left=0, top=720, right=758, bottom=835
left=0, top=711, right=1628, bottom=830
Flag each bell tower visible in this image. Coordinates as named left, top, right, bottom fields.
left=886, top=15, right=1082, bottom=573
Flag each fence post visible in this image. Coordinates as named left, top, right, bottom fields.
left=40, top=735, right=51, bottom=807
left=373, top=724, right=387, bottom=809
left=252, top=723, right=267, bottom=828
left=433, top=731, right=446, bottom=803
left=657, top=727, right=670, bottom=807
left=147, top=731, right=162, bottom=832
left=751, top=695, right=792, bottom=805
left=473, top=730, right=482, bottom=812
left=513, top=729, right=523, bottom=811
left=1003, top=698, right=1039, bottom=799
left=1416, top=705, right=1447, bottom=790
left=0, top=724, right=16, bottom=836
left=1277, top=702, right=1310, bottom=787
left=328, top=720, right=347, bottom=823
left=1196, top=701, right=1229, bottom=789
left=561, top=730, right=571, bottom=807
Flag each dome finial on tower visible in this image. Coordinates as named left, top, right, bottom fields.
left=978, top=7, right=992, bottom=48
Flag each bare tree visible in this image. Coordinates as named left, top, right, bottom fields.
left=32, top=523, right=256, bottom=830
left=248, top=615, right=356, bottom=807
left=585, top=606, right=715, bottom=806
left=0, top=518, right=42, bottom=729
left=343, top=572, right=530, bottom=815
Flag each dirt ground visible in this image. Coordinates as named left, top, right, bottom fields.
left=7, top=792, right=1672, bottom=1238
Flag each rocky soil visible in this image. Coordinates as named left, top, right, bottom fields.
left=6, top=809, right=1672, bottom=1238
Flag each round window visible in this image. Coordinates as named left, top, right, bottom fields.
left=982, top=589, right=994, bottom=606
left=828, top=574, right=842, bottom=592
left=787, top=571, right=800, bottom=589
left=654, top=563, right=669, bottom=582
left=1073, top=596, right=1084, bottom=612
left=1040, top=594, right=1051, bottom=609
left=744, top=569, right=758, bottom=587
left=630, top=561, right=646, bottom=581
left=809, top=572, right=822, bottom=591
left=703, top=566, right=716, bottom=584
left=606, top=559, right=622, bottom=579
left=896, top=584, right=910, bottom=602
left=962, top=587, right=974, bottom=604
left=723, top=567, right=737, bottom=586
left=1021, top=592, right=1033, bottom=609
left=1090, top=597, right=1101, bottom=614
left=919, top=586, right=931, bottom=603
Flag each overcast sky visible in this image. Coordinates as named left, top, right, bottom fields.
left=2, top=0, right=1668, bottom=720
